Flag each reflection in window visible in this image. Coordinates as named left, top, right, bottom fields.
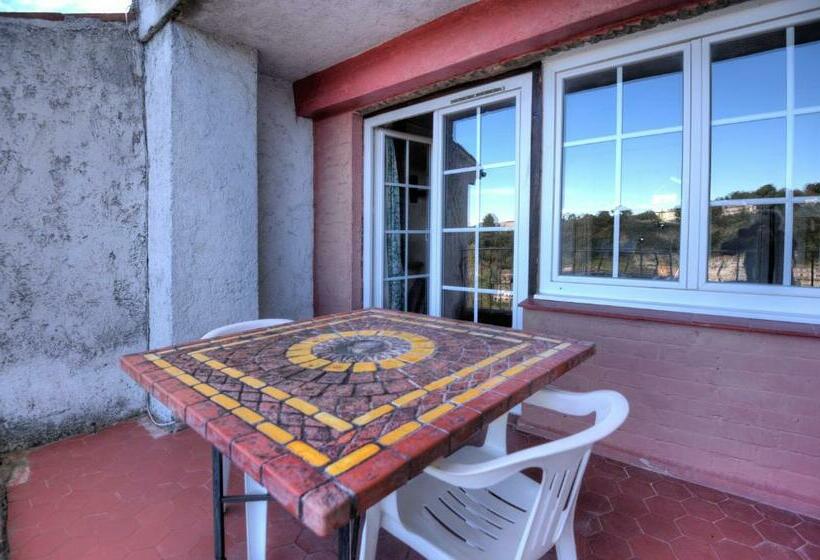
left=441, top=290, right=473, bottom=323
left=795, top=21, right=820, bottom=109
left=445, top=109, right=477, bottom=169
left=794, top=113, right=820, bottom=197
left=442, top=232, right=475, bottom=288
left=478, top=293, right=512, bottom=327
left=709, top=205, right=784, bottom=284
left=444, top=172, right=478, bottom=228
left=479, top=167, right=516, bottom=227
left=793, top=203, right=820, bottom=288
left=559, top=53, right=683, bottom=280
left=709, top=24, right=820, bottom=287
left=710, top=118, right=786, bottom=200
left=711, top=29, right=786, bottom=120
left=480, top=100, right=516, bottom=164
left=563, top=69, right=616, bottom=142
left=620, top=133, right=682, bottom=279
left=479, top=232, right=513, bottom=290
left=441, top=98, right=518, bottom=324
left=623, top=55, right=683, bottom=133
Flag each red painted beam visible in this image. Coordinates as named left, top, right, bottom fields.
left=294, top=0, right=709, bottom=118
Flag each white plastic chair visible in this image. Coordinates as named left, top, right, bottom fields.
left=358, top=388, right=629, bottom=560
left=202, top=318, right=293, bottom=560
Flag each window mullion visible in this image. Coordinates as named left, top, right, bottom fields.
left=474, top=107, right=481, bottom=322
left=613, top=66, right=624, bottom=279
left=783, top=26, right=795, bottom=287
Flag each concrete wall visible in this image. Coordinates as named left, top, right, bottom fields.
left=145, top=22, right=259, bottom=347
left=522, top=307, right=820, bottom=519
left=313, top=112, right=363, bottom=315
left=0, top=17, right=148, bottom=451
left=258, top=75, right=313, bottom=320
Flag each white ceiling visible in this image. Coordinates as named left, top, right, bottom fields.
left=179, top=0, right=476, bottom=81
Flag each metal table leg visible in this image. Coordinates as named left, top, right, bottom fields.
left=212, top=447, right=276, bottom=560
left=337, top=514, right=361, bottom=560
left=212, top=447, right=226, bottom=560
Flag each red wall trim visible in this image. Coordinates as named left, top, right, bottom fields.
left=294, top=0, right=713, bottom=118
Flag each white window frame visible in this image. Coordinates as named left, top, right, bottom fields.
left=538, top=0, right=820, bottom=324
left=363, top=74, right=533, bottom=328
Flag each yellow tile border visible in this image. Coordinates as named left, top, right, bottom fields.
left=378, top=421, right=421, bottom=446
left=143, top=311, right=573, bottom=477
left=325, top=443, right=380, bottom=476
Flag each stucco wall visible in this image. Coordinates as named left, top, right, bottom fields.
left=145, top=21, right=259, bottom=348
left=0, top=17, right=148, bottom=451
left=522, top=307, right=820, bottom=519
left=258, top=75, right=313, bottom=320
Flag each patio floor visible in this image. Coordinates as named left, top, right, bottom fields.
left=5, top=416, right=819, bottom=560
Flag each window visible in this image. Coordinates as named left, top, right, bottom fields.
left=541, top=3, right=820, bottom=321
left=707, top=23, right=820, bottom=286
left=560, top=54, right=684, bottom=281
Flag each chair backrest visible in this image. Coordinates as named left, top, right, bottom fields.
left=425, top=388, right=629, bottom=560
left=201, top=318, right=293, bottom=339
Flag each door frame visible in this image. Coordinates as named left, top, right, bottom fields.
left=363, top=73, right=533, bottom=328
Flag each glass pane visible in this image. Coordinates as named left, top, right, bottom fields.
left=442, top=232, right=475, bottom=288
left=619, top=213, right=680, bottom=280
left=621, top=133, right=682, bottom=215
left=795, top=21, right=820, bottom=109
left=407, top=277, right=428, bottom=314
left=793, top=202, right=820, bottom=288
left=383, top=280, right=404, bottom=310
left=407, top=233, right=428, bottom=275
left=445, top=109, right=477, bottom=170
left=384, top=233, right=405, bottom=278
left=385, top=137, right=406, bottom=183
left=560, top=141, right=616, bottom=277
left=561, top=214, right=614, bottom=277
left=478, top=293, right=512, bottom=327
left=384, top=185, right=405, bottom=230
left=563, top=69, right=617, bottom=142
left=408, top=141, right=430, bottom=186
left=441, top=290, right=474, bottom=322
left=619, top=132, right=682, bottom=280
left=708, top=205, right=784, bottom=284
left=407, top=187, right=429, bottom=230
left=623, top=54, right=683, bottom=133
left=480, top=99, right=516, bottom=164
left=711, top=30, right=786, bottom=120
left=794, top=113, right=820, bottom=197
left=710, top=119, right=786, bottom=200
left=479, top=232, right=514, bottom=291
left=444, top=172, right=478, bottom=228
left=479, top=166, right=516, bottom=228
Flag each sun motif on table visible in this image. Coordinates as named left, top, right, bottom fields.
left=285, top=330, right=435, bottom=373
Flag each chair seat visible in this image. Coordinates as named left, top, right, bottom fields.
left=386, top=446, right=544, bottom=560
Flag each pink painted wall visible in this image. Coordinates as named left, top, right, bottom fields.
left=522, top=307, right=820, bottom=519
left=313, top=112, right=363, bottom=315
left=294, top=0, right=709, bottom=118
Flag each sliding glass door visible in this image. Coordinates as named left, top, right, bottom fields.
left=438, top=99, right=519, bottom=326
left=367, top=75, right=532, bottom=328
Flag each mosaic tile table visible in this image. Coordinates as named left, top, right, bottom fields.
left=120, top=309, right=594, bottom=558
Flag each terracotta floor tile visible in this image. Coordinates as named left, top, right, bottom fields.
left=711, top=539, right=762, bottom=560
left=669, top=535, right=719, bottom=560
left=756, top=518, right=807, bottom=549
left=5, top=417, right=817, bottom=560
left=716, top=517, right=764, bottom=547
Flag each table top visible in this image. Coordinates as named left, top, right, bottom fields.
left=120, top=309, right=593, bottom=536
